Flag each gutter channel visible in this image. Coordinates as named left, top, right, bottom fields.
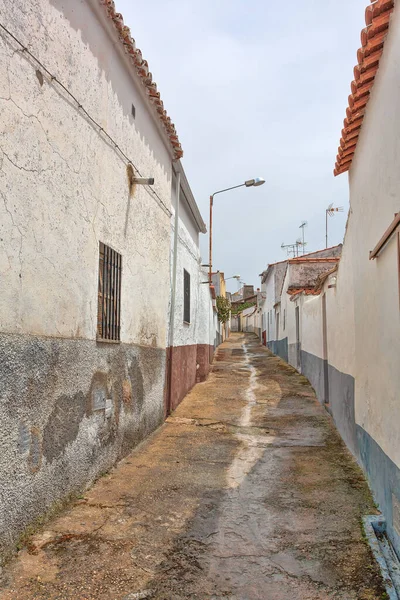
left=363, top=515, right=400, bottom=599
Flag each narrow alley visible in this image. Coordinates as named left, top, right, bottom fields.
left=1, top=334, right=384, bottom=600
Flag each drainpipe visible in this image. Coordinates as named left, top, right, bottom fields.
left=167, top=171, right=180, bottom=416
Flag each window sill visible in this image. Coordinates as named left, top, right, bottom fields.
left=183, top=321, right=191, bottom=326
left=96, top=337, right=121, bottom=345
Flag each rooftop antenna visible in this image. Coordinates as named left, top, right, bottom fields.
left=326, top=204, right=344, bottom=248
left=281, top=242, right=298, bottom=258
left=299, top=221, right=308, bottom=255
left=295, top=238, right=303, bottom=257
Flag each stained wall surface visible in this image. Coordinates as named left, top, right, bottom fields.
left=0, top=0, right=174, bottom=556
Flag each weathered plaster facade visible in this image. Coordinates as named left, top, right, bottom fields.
left=166, top=168, right=216, bottom=413
left=0, top=0, right=177, bottom=557
left=343, top=0, right=400, bottom=553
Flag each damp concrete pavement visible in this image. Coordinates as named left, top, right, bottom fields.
left=1, top=333, right=385, bottom=600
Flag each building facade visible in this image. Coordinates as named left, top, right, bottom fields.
left=331, top=0, right=400, bottom=555
left=0, top=0, right=214, bottom=558
left=260, top=0, right=400, bottom=557
left=260, top=261, right=288, bottom=357
left=166, top=167, right=216, bottom=414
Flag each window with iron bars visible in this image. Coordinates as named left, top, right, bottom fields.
left=97, top=242, right=122, bottom=341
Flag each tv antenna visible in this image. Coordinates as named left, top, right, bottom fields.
left=299, top=221, right=308, bottom=255
left=326, top=204, right=344, bottom=248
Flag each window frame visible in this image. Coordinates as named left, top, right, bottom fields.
left=97, top=242, right=122, bottom=343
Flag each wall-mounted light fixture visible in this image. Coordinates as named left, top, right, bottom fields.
left=133, top=177, right=155, bottom=185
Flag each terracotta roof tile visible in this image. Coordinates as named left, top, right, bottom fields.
left=334, top=0, right=394, bottom=176
left=100, top=0, right=183, bottom=160
left=288, top=287, right=320, bottom=300
left=288, top=257, right=340, bottom=264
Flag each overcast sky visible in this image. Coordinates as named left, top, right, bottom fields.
left=117, top=0, right=365, bottom=292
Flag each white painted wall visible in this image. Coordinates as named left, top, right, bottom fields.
left=169, top=203, right=215, bottom=350
left=345, top=1, right=400, bottom=467
left=280, top=266, right=296, bottom=347
left=324, top=217, right=356, bottom=376
left=301, top=295, right=323, bottom=360
left=261, top=269, right=276, bottom=343
left=0, top=0, right=173, bottom=348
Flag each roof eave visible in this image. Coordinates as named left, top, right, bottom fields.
left=95, top=0, right=183, bottom=161
left=334, top=0, right=394, bottom=176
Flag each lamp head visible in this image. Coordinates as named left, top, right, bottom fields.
left=245, top=177, right=265, bottom=187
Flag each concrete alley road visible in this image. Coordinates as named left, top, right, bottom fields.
left=1, top=334, right=384, bottom=600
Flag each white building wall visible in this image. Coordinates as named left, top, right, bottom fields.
left=325, top=218, right=356, bottom=379
left=0, top=0, right=175, bottom=557
left=283, top=2, right=400, bottom=554
left=331, top=1, right=400, bottom=552
left=261, top=271, right=276, bottom=346
left=347, top=1, right=400, bottom=469
left=0, top=0, right=172, bottom=345
left=277, top=267, right=292, bottom=363
left=301, top=296, right=323, bottom=360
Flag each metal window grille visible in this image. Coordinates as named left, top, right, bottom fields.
left=183, top=269, right=191, bottom=324
left=97, top=242, right=122, bottom=341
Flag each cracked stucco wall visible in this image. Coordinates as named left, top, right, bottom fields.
left=0, top=0, right=173, bottom=558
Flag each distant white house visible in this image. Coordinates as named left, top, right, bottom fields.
left=259, top=260, right=288, bottom=357
left=259, top=247, right=341, bottom=363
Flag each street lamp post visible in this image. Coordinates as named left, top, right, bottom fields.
left=209, top=178, right=265, bottom=283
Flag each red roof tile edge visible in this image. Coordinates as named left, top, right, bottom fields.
left=334, top=0, right=394, bottom=176
left=100, top=0, right=183, bottom=160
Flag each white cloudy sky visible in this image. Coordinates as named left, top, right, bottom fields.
left=117, top=0, right=365, bottom=291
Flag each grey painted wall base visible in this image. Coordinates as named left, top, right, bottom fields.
left=267, top=338, right=288, bottom=363
left=301, top=350, right=358, bottom=458
left=301, top=349, right=326, bottom=403
left=358, top=426, right=400, bottom=560
left=0, top=332, right=166, bottom=559
left=288, top=342, right=301, bottom=371
left=300, top=348, right=400, bottom=559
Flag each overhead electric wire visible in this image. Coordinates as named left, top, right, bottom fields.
left=0, top=21, right=172, bottom=217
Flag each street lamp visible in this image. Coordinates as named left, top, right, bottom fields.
left=209, top=178, right=265, bottom=282
left=225, top=275, right=241, bottom=281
